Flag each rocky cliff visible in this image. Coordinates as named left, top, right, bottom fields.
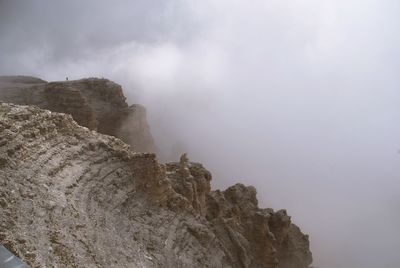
left=0, top=77, right=312, bottom=268
left=0, top=76, right=155, bottom=152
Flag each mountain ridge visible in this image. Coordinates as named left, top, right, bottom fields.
left=0, top=76, right=312, bottom=268
left=0, top=76, right=155, bottom=153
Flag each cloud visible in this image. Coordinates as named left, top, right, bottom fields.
left=1, top=1, right=400, bottom=267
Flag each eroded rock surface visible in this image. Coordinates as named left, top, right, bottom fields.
left=0, top=103, right=312, bottom=267
left=0, top=76, right=155, bottom=152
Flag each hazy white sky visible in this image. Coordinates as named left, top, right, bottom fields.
left=1, top=1, right=400, bottom=267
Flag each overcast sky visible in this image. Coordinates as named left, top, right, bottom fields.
left=1, top=1, right=400, bottom=267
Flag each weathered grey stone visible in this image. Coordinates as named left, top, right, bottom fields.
left=0, top=76, right=155, bottom=152
left=0, top=102, right=312, bottom=268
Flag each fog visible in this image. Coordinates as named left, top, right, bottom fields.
left=1, top=0, right=400, bottom=267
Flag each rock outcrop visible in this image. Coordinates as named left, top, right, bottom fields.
left=0, top=103, right=312, bottom=268
left=0, top=76, right=155, bottom=152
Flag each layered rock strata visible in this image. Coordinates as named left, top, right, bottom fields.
left=0, top=76, right=155, bottom=152
left=0, top=103, right=312, bottom=268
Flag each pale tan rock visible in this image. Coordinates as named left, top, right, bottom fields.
left=0, top=103, right=312, bottom=268
left=0, top=76, right=156, bottom=152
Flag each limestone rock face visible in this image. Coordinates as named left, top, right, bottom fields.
left=0, top=76, right=155, bottom=152
left=0, top=103, right=312, bottom=268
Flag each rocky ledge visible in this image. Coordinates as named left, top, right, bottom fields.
left=0, top=76, right=155, bottom=152
left=0, top=102, right=312, bottom=267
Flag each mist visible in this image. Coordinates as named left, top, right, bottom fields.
left=1, top=0, right=400, bottom=267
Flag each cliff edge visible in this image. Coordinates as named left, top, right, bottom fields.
left=0, top=76, right=155, bottom=152
left=0, top=103, right=311, bottom=268
left=0, top=76, right=312, bottom=268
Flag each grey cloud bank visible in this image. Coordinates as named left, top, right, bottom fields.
left=1, top=0, right=400, bottom=267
